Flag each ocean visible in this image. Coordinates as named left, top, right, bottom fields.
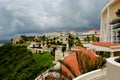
left=0, top=43, right=4, bottom=47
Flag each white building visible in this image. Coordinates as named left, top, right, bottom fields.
left=70, top=30, right=78, bottom=37
left=100, top=0, right=120, bottom=43
left=54, top=46, right=64, bottom=64
left=78, top=29, right=100, bottom=43
left=61, top=30, right=68, bottom=36
left=45, top=32, right=61, bottom=39
left=12, top=37, right=22, bottom=44
left=84, top=0, right=120, bottom=57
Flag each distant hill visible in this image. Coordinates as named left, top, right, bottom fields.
left=0, top=40, right=11, bottom=44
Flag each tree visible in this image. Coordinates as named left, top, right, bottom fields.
left=19, top=39, right=25, bottom=44
left=75, top=37, right=83, bottom=47
left=53, top=37, right=56, bottom=41
left=51, top=47, right=56, bottom=56
left=68, top=34, right=74, bottom=48
left=46, top=39, right=49, bottom=45
left=11, top=38, right=13, bottom=43
left=84, top=36, right=91, bottom=43
left=41, top=35, right=46, bottom=41
left=96, top=37, right=99, bottom=42
left=57, top=41, right=62, bottom=45
left=0, top=44, right=54, bottom=80
left=27, top=36, right=34, bottom=41
left=62, top=46, right=66, bottom=53
left=91, top=35, right=97, bottom=42
left=21, top=35, right=28, bottom=41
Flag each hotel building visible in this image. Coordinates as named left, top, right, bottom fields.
left=84, top=0, right=120, bottom=57
left=78, top=29, right=100, bottom=43
left=100, top=0, right=120, bottom=43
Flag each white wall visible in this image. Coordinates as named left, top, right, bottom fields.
left=107, top=57, right=120, bottom=80
left=73, top=69, right=107, bottom=80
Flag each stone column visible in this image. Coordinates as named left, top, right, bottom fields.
left=106, top=6, right=112, bottom=42
left=115, top=31, right=118, bottom=43
left=100, top=13, right=104, bottom=42
left=110, top=52, right=114, bottom=57
left=111, top=25, right=113, bottom=43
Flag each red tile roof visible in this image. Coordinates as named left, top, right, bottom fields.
left=62, top=30, right=67, bottom=32
left=61, top=53, right=80, bottom=78
left=71, top=46, right=84, bottom=51
left=61, top=46, right=98, bottom=79
left=70, top=29, right=76, bottom=32
left=91, top=42, right=120, bottom=47
left=71, top=46, right=98, bottom=60
left=85, top=29, right=99, bottom=33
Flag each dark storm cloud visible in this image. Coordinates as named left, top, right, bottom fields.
left=0, top=0, right=108, bottom=39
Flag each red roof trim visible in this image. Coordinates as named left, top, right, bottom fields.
left=85, top=29, right=99, bottom=32
left=91, top=42, right=120, bottom=47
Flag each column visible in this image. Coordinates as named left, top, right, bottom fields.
left=116, top=31, right=118, bottom=43
left=66, top=42, right=69, bottom=50
left=110, top=52, right=114, bottom=57
left=111, top=25, right=113, bottom=43
left=106, top=5, right=112, bottom=42
left=100, top=13, right=104, bottom=42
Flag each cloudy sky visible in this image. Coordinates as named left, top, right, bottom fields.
left=0, top=0, right=108, bottom=40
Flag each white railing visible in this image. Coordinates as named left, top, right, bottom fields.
left=35, top=62, right=60, bottom=80
left=74, top=68, right=107, bottom=80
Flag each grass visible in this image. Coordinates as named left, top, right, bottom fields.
left=14, top=42, right=30, bottom=47
left=32, top=52, right=54, bottom=67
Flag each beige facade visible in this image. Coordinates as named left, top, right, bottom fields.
left=61, top=30, right=68, bottom=36
left=70, top=30, right=77, bottom=37
left=54, top=47, right=64, bottom=64
left=12, top=37, right=22, bottom=44
left=100, top=0, right=120, bottom=43
left=78, top=29, right=100, bottom=43
left=45, top=32, right=61, bottom=39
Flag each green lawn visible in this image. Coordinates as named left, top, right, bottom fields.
left=33, top=52, right=54, bottom=67
left=14, top=42, right=29, bottom=47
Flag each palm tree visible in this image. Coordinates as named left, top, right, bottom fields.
left=91, top=35, right=97, bottom=42
left=76, top=51, right=95, bottom=74
left=75, top=37, right=83, bottom=47
left=84, top=36, right=91, bottom=43
left=62, top=46, right=66, bottom=53
left=68, top=35, right=74, bottom=48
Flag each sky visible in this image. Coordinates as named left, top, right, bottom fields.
left=0, top=0, right=108, bottom=40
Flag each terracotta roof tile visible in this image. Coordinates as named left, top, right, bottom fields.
left=61, top=46, right=98, bottom=79
left=85, top=29, right=99, bottom=32
left=91, top=42, right=120, bottom=47
left=61, top=53, right=80, bottom=78
left=71, top=46, right=84, bottom=51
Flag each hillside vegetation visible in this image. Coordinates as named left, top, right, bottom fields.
left=0, top=44, right=54, bottom=80
left=33, top=52, right=54, bottom=66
